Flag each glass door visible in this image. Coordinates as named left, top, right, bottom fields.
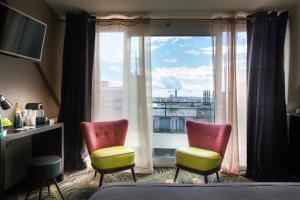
left=150, top=36, right=215, bottom=165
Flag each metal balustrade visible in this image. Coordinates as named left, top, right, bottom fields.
left=152, top=101, right=214, bottom=134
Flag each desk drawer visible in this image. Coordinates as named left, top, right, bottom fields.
left=5, top=137, right=31, bottom=189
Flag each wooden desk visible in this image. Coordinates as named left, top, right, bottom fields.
left=0, top=123, right=64, bottom=197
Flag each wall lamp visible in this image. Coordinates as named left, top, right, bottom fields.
left=0, top=95, right=12, bottom=110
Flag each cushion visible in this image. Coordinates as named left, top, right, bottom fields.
left=176, top=147, right=221, bottom=171
left=27, top=156, right=62, bottom=180
left=91, top=146, right=135, bottom=170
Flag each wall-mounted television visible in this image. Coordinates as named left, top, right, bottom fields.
left=0, top=2, right=47, bottom=62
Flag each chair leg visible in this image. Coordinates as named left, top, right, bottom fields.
left=216, top=171, right=220, bottom=182
left=53, top=178, right=65, bottom=200
left=174, top=167, right=180, bottom=182
left=38, top=186, right=42, bottom=200
left=25, top=189, right=31, bottom=200
left=24, top=184, right=32, bottom=200
left=131, top=167, right=137, bottom=182
left=204, top=175, right=208, bottom=184
left=99, top=173, right=104, bottom=187
left=47, top=181, right=51, bottom=196
left=94, top=170, right=97, bottom=178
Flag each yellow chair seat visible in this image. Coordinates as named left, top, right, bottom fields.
left=91, top=146, right=135, bottom=170
left=176, top=147, right=221, bottom=171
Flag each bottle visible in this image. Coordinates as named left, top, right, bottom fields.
left=23, top=109, right=29, bottom=126
left=14, top=103, right=23, bottom=129
left=0, top=112, right=3, bottom=135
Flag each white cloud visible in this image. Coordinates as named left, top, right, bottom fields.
left=200, top=45, right=246, bottom=55
left=161, top=76, right=182, bottom=89
left=184, top=50, right=201, bottom=55
left=108, top=65, right=122, bottom=72
left=152, top=65, right=214, bottom=97
left=179, top=44, right=189, bottom=48
left=99, top=32, right=124, bottom=64
left=151, top=36, right=191, bottom=44
left=101, top=76, right=122, bottom=87
left=151, top=37, right=173, bottom=43
left=200, top=46, right=213, bottom=55
left=171, top=37, right=191, bottom=44
left=151, top=45, right=159, bottom=52
left=164, top=58, right=178, bottom=63
left=150, top=36, right=194, bottom=52
left=151, top=37, right=192, bottom=53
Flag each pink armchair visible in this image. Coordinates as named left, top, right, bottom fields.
left=174, top=120, right=231, bottom=183
left=81, top=119, right=136, bottom=187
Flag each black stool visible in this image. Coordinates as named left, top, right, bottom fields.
left=25, top=155, right=65, bottom=200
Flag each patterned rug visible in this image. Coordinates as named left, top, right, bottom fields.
left=5, top=168, right=250, bottom=200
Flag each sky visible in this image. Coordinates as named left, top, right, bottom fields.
left=151, top=36, right=214, bottom=97
left=98, top=32, right=246, bottom=98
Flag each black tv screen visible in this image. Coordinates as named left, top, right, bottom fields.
left=0, top=2, right=47, bottom=61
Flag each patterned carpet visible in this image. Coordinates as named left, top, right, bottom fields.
left=5, top=168, right=250, bottom=200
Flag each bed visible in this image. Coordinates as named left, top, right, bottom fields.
left=89, top=182, right=300, bottom=200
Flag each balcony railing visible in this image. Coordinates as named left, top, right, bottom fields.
left=152, top=101, right=214, bottom=133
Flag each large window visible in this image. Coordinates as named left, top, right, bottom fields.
left=94, top=24, right=247, bottom=169
left=98, top=32, right=124, bottom=121
left=151, top=36, right=215, bottom=158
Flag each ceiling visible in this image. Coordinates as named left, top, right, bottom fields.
left=44, top=0, right=299, bottom=19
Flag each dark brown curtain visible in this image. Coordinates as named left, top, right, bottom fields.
left=58, top=13, right=95, bottom=170
left=246, top=12, right=289, bottom=181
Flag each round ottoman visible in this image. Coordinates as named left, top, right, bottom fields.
left=25, top=155, right=64, bottom=200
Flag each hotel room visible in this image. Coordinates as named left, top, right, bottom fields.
left=0, top=0, right=300, bottom=199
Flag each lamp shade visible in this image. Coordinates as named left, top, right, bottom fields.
left=0, top=95, right=12, bottom=110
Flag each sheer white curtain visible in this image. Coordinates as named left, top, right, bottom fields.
left=212, top=22, right=247, bottom=174
left=92, top=24, right=153, bottom=173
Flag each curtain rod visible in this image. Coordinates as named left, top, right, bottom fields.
left=88, top=14, right=290, bottom=25
left=89, top=17, right=249, bottom=23
left=88, top=18, right=249, bottom=26
left=88, top=10, right=289, bottom=23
